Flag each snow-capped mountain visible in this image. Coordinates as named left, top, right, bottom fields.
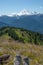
left=0, top=9, right=39, bottom=17
left=17, top=9, right=31, bottom=16
left=4, top=10, right=31, bottom=17
left=0, top=10, right=43, bottom=33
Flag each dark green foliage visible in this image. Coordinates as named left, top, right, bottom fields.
left=34, top=34, right=37, bottom=44
left=0, top=27, right=43, bottom=45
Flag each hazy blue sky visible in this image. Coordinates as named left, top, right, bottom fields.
left=0, top=0, right=43, bottom=15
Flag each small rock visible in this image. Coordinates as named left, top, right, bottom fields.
left=23, top=57, right=29, bottom=65
left=14, top=55, right=23, bottom=65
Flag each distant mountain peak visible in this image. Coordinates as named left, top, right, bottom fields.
left=0, top=9, right=41, bottom=17
left=3, top=10, right=31, bottom=17
left=17, top=9, right=31, bottom=16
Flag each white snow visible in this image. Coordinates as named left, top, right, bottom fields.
left=0, top=9, right=40, bottom=17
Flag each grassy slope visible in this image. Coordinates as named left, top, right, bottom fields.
left=0, top=27, right=43, bottom=65
left=0, top=36, right=43, bottom=65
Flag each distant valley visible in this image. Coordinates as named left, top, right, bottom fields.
left=0, top=12, right=43, bottom=34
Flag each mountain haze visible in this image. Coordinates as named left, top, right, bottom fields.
left=0, top=10, right=43, bottom=33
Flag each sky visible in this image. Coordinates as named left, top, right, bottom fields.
left=0, top=0, right=43, bottom=15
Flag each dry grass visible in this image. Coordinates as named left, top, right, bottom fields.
left=0, top=36, right=43, bottom=65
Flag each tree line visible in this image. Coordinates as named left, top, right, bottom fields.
left=0, top=27, right=43, bottom=45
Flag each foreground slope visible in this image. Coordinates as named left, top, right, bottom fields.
left=0, top=35, right=43, bottom=65
left=0, top=27, right=43, bottom=65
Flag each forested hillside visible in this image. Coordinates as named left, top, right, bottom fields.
left=0, top=27, right=43, bottom=45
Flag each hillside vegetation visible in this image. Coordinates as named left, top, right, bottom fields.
left=0, top=27, right=43, bottom=45
left=0, top=27, right=43, bottom=65
left=0, top=34, right=43, bottom=65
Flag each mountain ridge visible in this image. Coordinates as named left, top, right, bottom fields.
left=0, top=27, right=43, bottom=45
left=0, top=12, right=43, bottom=34
left=0, top=9, right=41, bottom=16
